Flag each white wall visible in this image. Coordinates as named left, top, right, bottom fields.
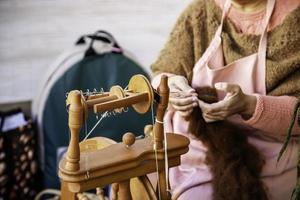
left=0, top=0, right=192, bottom=104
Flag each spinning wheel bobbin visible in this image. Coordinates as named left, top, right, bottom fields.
left=109, top=86, right=125, bottom=113
left=127, top=75, right=153, bottom=114
left=92, top=75, right=154, bottom=114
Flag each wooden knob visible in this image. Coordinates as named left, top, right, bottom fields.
left=144, top=124, right=153, bottom=137
left=122, top=132, right=135, bottom=147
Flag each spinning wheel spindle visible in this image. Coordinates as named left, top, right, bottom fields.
left=94, top=92, right=148, bottom=113
left=87, top=92, right=109, bottom=100
left=86, top=95, right=118, bottom=109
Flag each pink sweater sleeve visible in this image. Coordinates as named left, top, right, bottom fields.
left=244, top=95, right=300, bottom=138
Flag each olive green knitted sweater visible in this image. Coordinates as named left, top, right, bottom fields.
left=151, top=0, right=300, bottom=97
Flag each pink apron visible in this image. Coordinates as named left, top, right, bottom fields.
left=166, top=0, right=298, bottom=199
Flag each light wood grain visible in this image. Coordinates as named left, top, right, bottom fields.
left=59, top=76, right=190, bottom=200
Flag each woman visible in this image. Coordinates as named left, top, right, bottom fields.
left=151, top=0, right=300, bottom=199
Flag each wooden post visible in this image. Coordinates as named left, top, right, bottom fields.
left=65, top=91, right=83, bottom=172
left=153, top=75, right=170, bottom=200
left=61, top=181, right=77, bottom=200
left=118, top=180, right=133, bottom=200
left=153, top=75, right=169, bottom=149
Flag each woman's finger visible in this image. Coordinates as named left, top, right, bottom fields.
left=170, top=96, right=197, bottom=107
left=172, top=101, right=197, bottom=111
left=169, top=87, right=182, bottom=93
left=197, top=100, right=210, bottom=112
left=170, top=91, right=196, bottom=99
left=203, top=110, right=229, bottom=118
left=215, top=82, right=241, bottom=94
left=176, top=83, right=196, bottom=94
left=169, top=76, right=196, bottom=94
left=198, top=100, right=225, bottom=113
left=199, top=98, right=236, bottom=114
left=202, top=113, right=225, bottom=122
left=202, top=115, right=218, bottom=123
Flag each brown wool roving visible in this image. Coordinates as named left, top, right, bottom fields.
left=188, top=87, right=268, bottom=200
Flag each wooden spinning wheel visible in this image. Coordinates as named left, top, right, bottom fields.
left=58, top=75, right=189, bottom=200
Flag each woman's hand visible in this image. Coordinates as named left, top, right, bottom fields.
left=198, top=82, right=257, bottom=122
left=168, top=75, right=198, bottom=117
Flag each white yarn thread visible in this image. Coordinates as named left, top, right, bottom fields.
left=151, top=103, right=161, bottom=200
left=164, top=125, right=171, bottom=194
left=83, top=111, right=109, bottom=141
left=84, top=116, right=90, bottom=179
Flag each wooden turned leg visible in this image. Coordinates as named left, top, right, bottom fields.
left=61, top=181, right=77, bottom=200
left=112, top=183, right=119, bottom=200
left=118, top=180, right=132, bottom=200
left=159, top=170, right=170, bottom=200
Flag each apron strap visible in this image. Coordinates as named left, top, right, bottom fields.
left=216, top=0, right=276, bottom=46
left=215, top=0, right=276, bottom=77
left=216, top=0, right=232, bottom=36
left=258, top=0, right=276, bottom=57
left=221, top=0, right=232, bottom=24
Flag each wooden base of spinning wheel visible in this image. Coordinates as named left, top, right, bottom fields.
left=59, top=133, right=189, bottom=192
left=78, top=137, right=159, bottom=200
